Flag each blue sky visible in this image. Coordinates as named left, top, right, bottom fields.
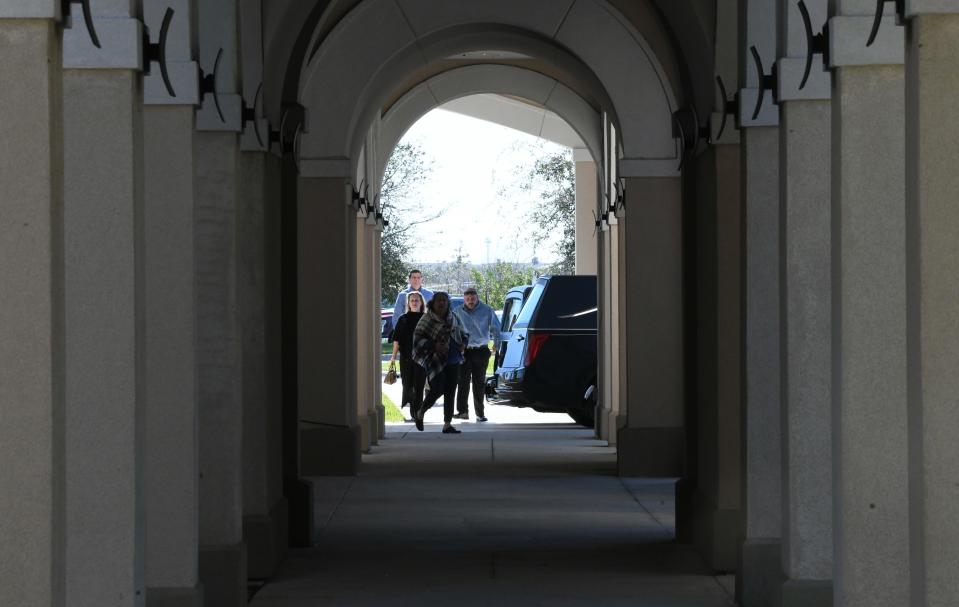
left=395, top=108, right=569, bottom=264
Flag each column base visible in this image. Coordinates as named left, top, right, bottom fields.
left=737, top=538, right=782, bottom=607
left=375, top=403, right=386, bottom=439
left=366, top=409, right=378, bottom=446
left=299, top=424, right=360, bottom=475
left=284, top=477, right=314, bottom=548
left=782, top=578, right=832, bottom=607
left=617, top=426, right=685, bottom=476
left=146, top=585, right=203, bottom=607
left=594, top=406, right=612, bottom=441
left=198, top=542, right=246, bottom=607
left=609, top=413, right=627, bottom=445
left=358, top=415, right=373, bottom=452
left=243, top=496, right=289, bottom=579
left=676, top=482, right=740, bottom=571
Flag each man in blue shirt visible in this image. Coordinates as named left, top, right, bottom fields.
left=392, top=269, right=434, bottom=324
left=452, top=287, right=501, bottom=422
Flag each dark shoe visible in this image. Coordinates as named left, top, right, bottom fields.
left=415, top=413, right=424, bottom=432
left=453, top=412, right=469, bottom=420
left=476, top=416, right=488, bottom=422
left=442, top=425, right=462, bottom=434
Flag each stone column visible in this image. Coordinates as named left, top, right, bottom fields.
left=604, top=131, right=622, bottom=444
left=829, top=5, right=909, bottom=606
left=595, top=119, right=614, bottom=441
left=61, top=7, right=146, bottom=605
left=143, top=104, right=202, bottom=607
left=596, top=179, right=621, bottom=443
left=739, top=122, right=782, bottom=606
left=903, top=8, right=959, bottom=606
left=373, top=224, right=387, bottom=439
left=613, top=203, right=628, bottom=443
left=606, top=214, right=622, bottom=442
left=236, top=0, right=286, bottom=582
left=596, top=215, right=613, bottom=440
left=0, top=9, right=64, bottom=607
left=195, top=0, right=248, bottom=602
left=775, top=1, right=834, bottom=604
left=683, top=142, right=742, bottom=571
left=238, top=149, right=286, bottom=579
left=142, top=3, right=203, bottom=605
left=356, top=209, right=375, bottom=451
left=298, top=175, right=360, bottom=475
left=617, top=175, right=685, bottom=477
left=366, top=129, right=386, bottom=440
left=195, top=129, right=246, bottom=605
left=738, top=0, right=782, bottom=600
left=574, top=152, right=598, bottom=275
left=366, top=217, right=382, bottom=440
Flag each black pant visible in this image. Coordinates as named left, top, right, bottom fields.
left=457, top=346, right=490, bottom=417
left=399, top=355, right=425, bottom=412
left=418, top=363, right=460, bottom=423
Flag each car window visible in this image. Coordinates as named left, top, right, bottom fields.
left=513, top=280, right=547, bottom=329
left=500, top=299, right=514, bottom=331
left=504, top=295, right=523, bottom=331
left=534, top=276, right=597, bottom=329
left=507, top=304, right=521, bottom=332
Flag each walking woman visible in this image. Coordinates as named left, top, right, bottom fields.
left=388, top=291, right=426, bottom=418
left=412, top=292, right=467, bottom=433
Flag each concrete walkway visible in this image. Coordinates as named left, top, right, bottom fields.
left=250, top=424, right=736, bottom=606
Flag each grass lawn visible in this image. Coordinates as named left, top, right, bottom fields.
left=381, top=393, right=405, bottom=422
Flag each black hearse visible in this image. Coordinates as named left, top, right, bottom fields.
left=494, top=275, right=598, bottom=427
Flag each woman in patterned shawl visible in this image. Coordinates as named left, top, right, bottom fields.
left=412, top=291, right=468, bottom=433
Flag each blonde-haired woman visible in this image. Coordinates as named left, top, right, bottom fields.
left=389, top=290, right=426, bottom=417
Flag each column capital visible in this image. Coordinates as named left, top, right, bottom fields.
left=777, top=58, right=831, bottom=101
left=829, top=16, right=905, bottom=66
left=143, top=1, right=198, bottom=106
left=708, top=112, right=741, bottom=144
left=196, top=94, right=243, bottom=131
left=0, top=0, right=58, bottom=19
left=739, top=88, right=779, bottom=127
left=63, top=17, right=142, bottom=69
left=904, top=0, right=959, bottom=17
left=144, top=61, right=200, bottom=105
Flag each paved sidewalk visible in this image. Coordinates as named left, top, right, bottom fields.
left=250, top=426, right=736, bottom=607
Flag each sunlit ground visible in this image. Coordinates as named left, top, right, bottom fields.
left=381, top=372, right=575, bottom=427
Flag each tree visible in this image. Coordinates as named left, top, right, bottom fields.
left=379, top=142, right=436, bottom=303
left=470, top=261, right=538, bottom=308
left=523, top=150, right=576, bottom=275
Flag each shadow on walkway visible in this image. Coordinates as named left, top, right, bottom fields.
left=251, top=425, right=735, bottom=607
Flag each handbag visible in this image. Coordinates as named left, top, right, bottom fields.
left=384, top=362, right=398, bottom=385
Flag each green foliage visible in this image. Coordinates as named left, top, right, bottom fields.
left=523, top=150, right=576, bottom=275
left=469, top=261, right=537, bottom=308
left=379, top=142, right=436, bottom=303
left=380, top=230, right=408, bottom=306
left=381, top=393, right=405, bottom=423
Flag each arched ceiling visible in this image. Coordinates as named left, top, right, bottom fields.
left=262, top=0, right=719, bottom=176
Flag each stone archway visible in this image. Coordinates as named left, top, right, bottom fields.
left=289, top=0, right=689, bottom=493
left=295, top=0, right=682, bottom=176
